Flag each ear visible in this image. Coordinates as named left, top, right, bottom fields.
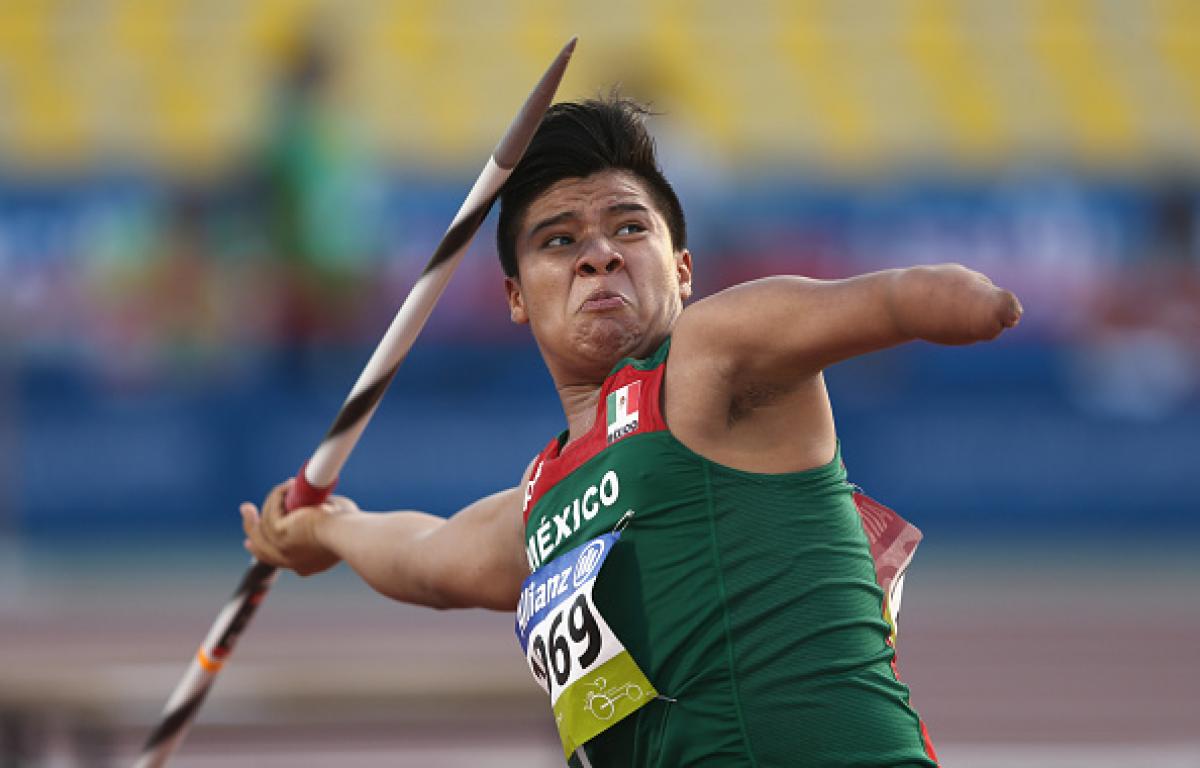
left=676, top=249, right=694, bottom=301
left=504, top=276, right=529, bottom=324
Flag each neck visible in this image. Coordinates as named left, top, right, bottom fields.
left=556, top=382, right=604, bottom=447
left=548, top=330, right=670, bottom=447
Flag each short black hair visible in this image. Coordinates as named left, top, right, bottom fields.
left=496, top=96, right=687, bottom=278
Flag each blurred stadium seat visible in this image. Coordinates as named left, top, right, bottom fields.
left=0, top=0, right=1196, bottom=170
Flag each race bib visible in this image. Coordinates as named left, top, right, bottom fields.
left=515, top=533, right=657, bottom=757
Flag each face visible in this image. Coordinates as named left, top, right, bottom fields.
left=505, top=169, right=692, bottom=383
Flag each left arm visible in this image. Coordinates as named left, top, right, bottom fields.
left=664, top=264, right=1021, bottom=472
left=673, top=263, right=1021, bottom=387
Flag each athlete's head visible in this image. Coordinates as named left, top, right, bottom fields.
left=498, top=97, right=693, bottom=379
left=496, top=97, right=687, bottom=279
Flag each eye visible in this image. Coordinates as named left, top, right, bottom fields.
left=616, top=222, right=646, bottom=236
left=543, top=234, right=574, bottom=248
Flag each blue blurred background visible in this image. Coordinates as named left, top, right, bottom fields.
left=1, top=1, right=1198, bottom=765
left=1, top=0, right=1196, bottom=545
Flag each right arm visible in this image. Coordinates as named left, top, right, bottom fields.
left=241, top=478, right=529, bottom=612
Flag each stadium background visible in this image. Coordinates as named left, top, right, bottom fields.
left=1, top=0, right=1197, bottom=765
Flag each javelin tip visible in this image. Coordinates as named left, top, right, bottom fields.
left=494, top=36, right=578, bottom=168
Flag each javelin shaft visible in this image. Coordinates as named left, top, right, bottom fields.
left=134, top=562, right=276, bottom=768
left=134, top=37, right=577, bottom=768
left=293, top=36, right=576, bottom=506
left=303, top=156, right=510, bottom=491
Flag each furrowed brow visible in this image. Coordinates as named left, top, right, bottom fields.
left=528, top=211, right=578, bottom=239
left=608, top=202, right=650, bottom=217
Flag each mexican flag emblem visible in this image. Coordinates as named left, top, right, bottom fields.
left=606, top=381, right=641, bottom=444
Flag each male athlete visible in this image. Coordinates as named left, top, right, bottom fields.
left=243, top=98, right=1021, bottom=766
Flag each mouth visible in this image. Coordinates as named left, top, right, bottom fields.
left=579, top=289, right=628, bottom=313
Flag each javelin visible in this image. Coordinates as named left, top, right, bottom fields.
left=133, top=36, right=578, bottom=768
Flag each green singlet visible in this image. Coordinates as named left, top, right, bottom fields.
left=520, top=338, right=939, bottom=767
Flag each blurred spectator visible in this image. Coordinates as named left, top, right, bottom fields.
left=1150, top=175, right=1199, bottom=268
left=256, top=27, right=381, bottom=377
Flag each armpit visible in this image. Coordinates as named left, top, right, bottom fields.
left=727, top=379, right=794, bottom=426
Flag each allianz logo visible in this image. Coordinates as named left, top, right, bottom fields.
left=516, top=538, right=607, bottom=635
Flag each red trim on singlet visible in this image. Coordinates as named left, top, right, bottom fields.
left=858, top=491, right=940, bottom=766
left=522, top=359, right=668, bottom=524
left=887, top=644, right=941, bottom=765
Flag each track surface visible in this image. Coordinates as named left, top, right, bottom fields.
left=1, top=540, right=1195, bottom=766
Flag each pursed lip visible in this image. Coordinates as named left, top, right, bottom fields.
left=578, top=288, right=629, bottom=313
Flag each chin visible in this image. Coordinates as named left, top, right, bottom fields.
left=570, top=317, right=641, bottom=367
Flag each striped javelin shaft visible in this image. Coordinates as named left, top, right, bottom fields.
left=294, top=34, right=577, bottom=508
left=133, top=37, right=577, bottom=768
left=133, top=561, right=276, bottom=768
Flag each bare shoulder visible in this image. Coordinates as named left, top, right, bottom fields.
left=663, top=290, right=752, bottom=445
left=667, top=276, right=815, bottom=393
left=670, top=277, right=826, bottom=371
left=664, top=277, right=840, bottom=473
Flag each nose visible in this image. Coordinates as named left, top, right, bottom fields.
left=575, top=237, right=624, bottom=277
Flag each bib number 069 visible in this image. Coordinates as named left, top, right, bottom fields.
left=531, top=593, right=602, bottom=695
